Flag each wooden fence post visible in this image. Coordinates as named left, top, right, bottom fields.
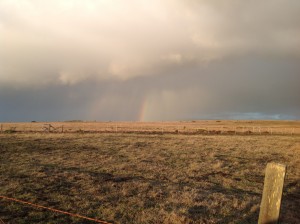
left=0, top=124, right=2, bottom=133
left=258, top=162, right=286, bottom=224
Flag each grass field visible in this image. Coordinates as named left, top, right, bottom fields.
left=1, top=120, right=300, bottom=135
left=0, top=121, right=300, bottom=223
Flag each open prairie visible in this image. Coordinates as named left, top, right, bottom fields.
left=0, top=121, right=299, bottom=223
left=1, top=120, right=300, bottom=135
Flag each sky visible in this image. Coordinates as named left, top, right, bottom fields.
left=0, top=0, right=300, bottom=122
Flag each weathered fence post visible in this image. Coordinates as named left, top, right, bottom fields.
left=0, top=124, right=2, bottom=133
left=258, top=162, right=286, bottom=224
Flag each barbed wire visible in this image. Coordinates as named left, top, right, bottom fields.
left=0, top=195, right=111, bottom=224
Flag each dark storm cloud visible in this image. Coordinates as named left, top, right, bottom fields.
left=131, top=54, right=300, bottom=120
left=0, top=0, right=299, bottom=121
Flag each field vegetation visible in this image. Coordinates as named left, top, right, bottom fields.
left=1, top=120, right=300, bottom=135
left=0, top=121, right=299, bottom=223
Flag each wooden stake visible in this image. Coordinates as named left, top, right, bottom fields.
left=258, top=163, right=286, bottom=224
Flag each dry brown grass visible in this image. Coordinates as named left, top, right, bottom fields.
left=0, top=122, right=299, bottom=223
left=1, top=120, right=300, bottom=135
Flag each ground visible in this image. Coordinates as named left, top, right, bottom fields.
left=0, top=121, right=299, bottom=223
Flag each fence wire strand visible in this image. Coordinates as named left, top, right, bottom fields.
left=0, top=195, right=111, bottom=224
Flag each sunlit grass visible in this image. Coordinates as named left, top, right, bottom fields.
left=0, top=132, right=299, bottom=223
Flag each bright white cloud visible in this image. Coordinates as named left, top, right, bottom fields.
left=1, top=0, right=299, bottom=86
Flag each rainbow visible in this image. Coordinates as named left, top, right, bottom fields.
left=87, top=95, right=153, bottom=122
left=138, top=96, right=149, bottom=122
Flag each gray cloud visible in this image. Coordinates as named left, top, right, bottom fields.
left=0, top=0, right=299, bottom=121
